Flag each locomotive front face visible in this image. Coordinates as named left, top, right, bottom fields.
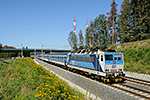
left=103, top=53, right=124, bottom=75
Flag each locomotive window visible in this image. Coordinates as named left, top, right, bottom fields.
left=74, top=57, right=77, bottom=60
left=101, top=55, right=103, bottom=61
left=105, top=55, right=113, bottom=60
left=74, top=57, right=77, bottom=61
left=84, top=57, right=89, bottom=62
left=70, top=56, right=93, bottom=62
left=70, top=56, right=74, bottom=60
left=114, top=55, right=122, bottom=60
left=90, top=57, right=94, bottom=62
left=118, top=57, right=122, bottom=60
left=79, top=57, right=83, bottom=61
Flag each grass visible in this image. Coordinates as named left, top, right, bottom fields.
left=0, top=58, right=8, bottom=60
left=108, top=39, right=150, bottom=74
left=0, top=58, right=85, bottom=100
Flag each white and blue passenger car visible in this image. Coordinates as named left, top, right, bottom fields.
left=37, top=47, right=125, bottom=83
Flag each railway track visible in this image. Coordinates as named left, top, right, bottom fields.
left=113, top=76, right=150, bottom=100
left=124, top=76, right=150, bottom=87
left=37, top=58, right=150, bottom=100
left=111, top=83, right=150, bottom=100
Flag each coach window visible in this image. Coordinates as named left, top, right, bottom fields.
left=63, top=57, right=65, bottom=61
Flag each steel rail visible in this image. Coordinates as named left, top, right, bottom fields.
left=124, top=76, right=150, bottom=87
left=108, top=84, right=150, bottom=100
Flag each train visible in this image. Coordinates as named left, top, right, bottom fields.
left=37, top=46, right=125, bottom=83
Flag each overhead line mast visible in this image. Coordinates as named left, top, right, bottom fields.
left=86, top=20, right=88, bottom=29
left=73, top=16, right=76, bottom=34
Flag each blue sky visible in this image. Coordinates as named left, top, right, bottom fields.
left=0, top=0, right=123, bottom=50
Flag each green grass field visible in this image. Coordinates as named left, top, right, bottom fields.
left=108, top=39, right=150, bottom=74
left=0, top=58, right=85, bottom=100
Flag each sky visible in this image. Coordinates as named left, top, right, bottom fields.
left=0, top=0, right=123, bottom=50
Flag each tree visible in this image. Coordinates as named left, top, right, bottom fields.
left=132, top=0, right=150, bottom=40
left=68, top=31, right=77, bottom=51
left=85, top=27, right=90, bottom=48
left=107, top=0, right=118, bottom=45
left=118, top=0, right=150, bottom=43
left=89, top=20, right=96, bottom=47
left=0, top=43, right=2, bottom=48
left=85, top=15, right=109, bottom=48
left=117, top=0, right=135, bottom=43
left=93, top=14, right=108, bottom=46
left=78, top=29, right=84, bottom=49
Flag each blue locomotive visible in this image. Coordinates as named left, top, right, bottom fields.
left=37, top=47, right=125, bottom=83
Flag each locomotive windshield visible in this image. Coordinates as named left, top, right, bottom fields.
left=114, top=55, right=122, bottom=60
left=105, top=55, right=113, bottom=60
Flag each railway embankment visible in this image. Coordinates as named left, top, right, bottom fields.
left=108, top=39, right=150, bottom=75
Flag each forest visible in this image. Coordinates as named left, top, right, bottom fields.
left=68, top=0, right=150, bottom=50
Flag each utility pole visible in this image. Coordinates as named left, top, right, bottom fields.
left=41, top=43, right=43, bottom=54
left=73, top=16, right=77, bottom=51
left=86, top=20, right=88, bottom=29
left=73, top=16, right=76, bottom=34
left=34, top=49, right=36, bottom=59
left=21, top=44, right=23, bottom=57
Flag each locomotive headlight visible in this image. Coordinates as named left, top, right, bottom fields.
left=105, top=69, right=109, bottom=72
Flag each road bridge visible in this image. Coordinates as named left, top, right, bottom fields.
left=0, top=48, right=71, bottom=57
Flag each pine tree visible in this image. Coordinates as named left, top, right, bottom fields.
left=117, top=0, right=135, bottom=43
left=93, top=14, right=108, bottom=46
left=89, top=20, right=95, bottom=47
left=107, top=0, right=118, bottom=45
left=0, top=43, right=2, bottom=48
left=85, top=27, right=90, bottom=48
left=132, top=0, right=150, bottom=40
left=78, top=29, right=84, bottom=49
left=107, top=32, right=112, bottom=45
left=118, top=0, right=150, bottom=43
